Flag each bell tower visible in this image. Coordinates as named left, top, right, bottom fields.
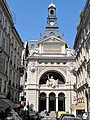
left=40, top=2, right=64, bottom=40
left=47, top=2, right=57, bottom=27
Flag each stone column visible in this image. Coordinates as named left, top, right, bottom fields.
left=46, top=95, right=49, bottom=112
left=56, top=94, right=58, bottom=111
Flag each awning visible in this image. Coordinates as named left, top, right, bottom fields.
left=0, top=99, right=16, bottom=111
left=71, top=103, right=85, bottom=110
left=16, top=104, right=24, bottom=108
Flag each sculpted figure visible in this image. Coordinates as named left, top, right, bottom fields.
left=46, top=76, right=58, bottom=88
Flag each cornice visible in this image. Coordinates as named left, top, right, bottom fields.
left=28, top=56, right=75, bottom=61
left=0, top=0, right=13, bottom=25
left=25, top=88, right=73, bottom=91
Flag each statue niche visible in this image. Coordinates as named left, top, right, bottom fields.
left=46, top=76, right=58, bottom=88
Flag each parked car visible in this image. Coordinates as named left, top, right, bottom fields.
left=0, top=109, right=22, bottom=120
left=62, top=116, right=82, bottom=120
left=59, top=113, right=75, bottom=120
left=2, top=112, right=15, bottom=120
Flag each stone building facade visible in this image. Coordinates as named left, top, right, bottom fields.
left=73, top=0, right=90, bottom=116
left=0, top=0, right=23, bottom=111
left=23, top=3, right=76, bottom=114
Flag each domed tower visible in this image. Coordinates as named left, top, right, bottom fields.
left=40, top=2, right=64, bottom=40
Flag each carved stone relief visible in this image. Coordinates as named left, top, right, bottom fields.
left=38, top=67, right=46, bottom=74
left=46, top=76, right=59, bottom=88
left=30, top=61, right=37, bottom=73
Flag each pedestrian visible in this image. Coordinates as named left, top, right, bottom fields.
left=0, top=111, right=4, bottom=119
left=82, top=112, right=88, bottom=120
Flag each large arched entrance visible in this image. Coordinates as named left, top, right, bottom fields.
left=39, top=70, right=65, bottom=112
left=39, top=92, right=46, bottom=112
left=58, top=93, right=65, bottom=111
left=49, top=92, right=56, bottom=111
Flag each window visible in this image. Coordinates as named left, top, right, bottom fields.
left=11, top=51, right=13, bottom=62
left=9, top=69, right=12, bottom=80
left=4, top=81, right=6, bottom=93
left=0, top=11, right=2, bottom=22
left=8, top=26, right=11, bottom=35
left=12, top=37, right=14, bottom=46
left=6, top=38, right=9, bottom=53
left=18, top=47, right=19, bottom=54
left=50, top=10, right=54, bottom=17
left=2, top=16, right=4, bottom=27
left=4, top=19, right=7, bottom=30
left=50, top=32, right=54, bottom=35
left=31, top=44, right=34, bottom=49
left=5, top=61, right=8, bottom=75
left=0, top=29, right=1, bottom=38
left=14, top=55, right=16, bottom=67
left=13, top=72, right=15, bottom=85
left=0, top=78, right=2, bottom=92
left=2, top=36, right=5, bottom=49
left=15, top=42, right=17, bottom=50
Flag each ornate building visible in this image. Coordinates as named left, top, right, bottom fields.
left=73, top=0, right=90, bottom=117
left=0, top=0, right=23, bottom=111
left=23, top=3, right=76, bottom=113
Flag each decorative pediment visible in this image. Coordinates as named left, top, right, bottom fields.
left=38, top=36, right=66, bottom=44
left=38, top=36, right=66, bottom=53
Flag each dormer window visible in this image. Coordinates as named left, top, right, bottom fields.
left=50, top=32, right=54, bottom=35
left=58, top=36, right=60, bottom=38
left=43, top=36, right=47, bottom=39
left=31, top=44, right=34, bottom=49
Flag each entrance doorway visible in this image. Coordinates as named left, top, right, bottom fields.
left=58, top=93, right=65, bottom=111
left=39, top=93, right=46, bottom=112
left=49, top=92, right=56, bottom=111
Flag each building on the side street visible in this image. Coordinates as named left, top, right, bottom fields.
left=22, top=2, right=77, bottom=114
left=73, top=0, right=90, bottom=117
left=0, top=0, right=23, bottom=112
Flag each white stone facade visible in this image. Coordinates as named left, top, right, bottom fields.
left=73, top=0, right=90, bottom=116
left=23, top=3, right=77, bottom=114
left=24, top=38, right=76, bottom=114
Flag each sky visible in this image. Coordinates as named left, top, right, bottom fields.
left=7, top=0, right=86, bottom=48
